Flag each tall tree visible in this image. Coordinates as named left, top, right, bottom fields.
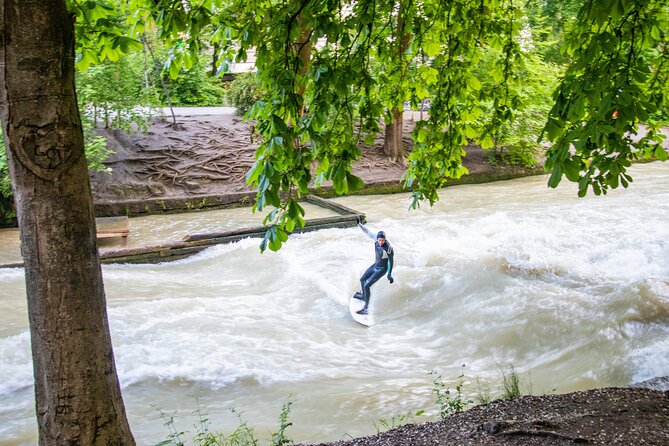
left=0, top=1, right=135, bottom=444
left=381, top=0, right=413, bottom=162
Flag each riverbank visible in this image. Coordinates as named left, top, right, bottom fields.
left=307, top=385, right=668, bottom=446
left=89, top=110, right=542, bottom=217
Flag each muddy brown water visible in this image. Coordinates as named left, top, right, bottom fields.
left=1, top=162, right=668, bottom=445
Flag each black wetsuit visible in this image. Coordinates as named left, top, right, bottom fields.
left=360, top=242, right=394, bottom=298
left=358, top=225, right=394, bottom=305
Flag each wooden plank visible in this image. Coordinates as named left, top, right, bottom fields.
left=97, top=231, right=129, bottom=239
left=182, top=214, right=358, bottom=243
left=305, top=195, right=365, bottom=218
left=95, top=216, right=129, bottom=243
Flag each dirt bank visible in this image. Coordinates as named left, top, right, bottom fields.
left=306, top=386, right=668, bottom=446
left=90, top=112, right=541, bottom=216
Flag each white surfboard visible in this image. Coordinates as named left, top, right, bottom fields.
left=349, top=293, right=374, bottom=326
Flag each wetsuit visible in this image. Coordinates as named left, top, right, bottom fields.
left=357, top=224, right=394, bottom=313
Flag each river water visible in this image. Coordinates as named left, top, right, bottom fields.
left=1, top=162, right=668, bottom=445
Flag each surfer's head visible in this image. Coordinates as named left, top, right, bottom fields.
left=376, top=231, right=386, bottom=244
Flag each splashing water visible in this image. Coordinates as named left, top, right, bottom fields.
left=1, top=162, right=668, bottom=444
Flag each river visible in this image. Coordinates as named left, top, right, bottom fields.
left=1, top=162, right=668, bottom=445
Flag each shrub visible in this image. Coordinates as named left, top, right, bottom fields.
left=165, top=61, right=226, bottom=107
left=226, top=72, right=261, bottom=115
left=77, top=54, right=154, bottom=130
left=429, top=368, right=474, bottom=420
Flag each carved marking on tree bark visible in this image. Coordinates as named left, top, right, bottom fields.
left=11, top=123, right=81, bottom=181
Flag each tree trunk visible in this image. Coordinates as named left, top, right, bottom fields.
left=383, top=107, right=404, bottom=161
left=0, top=1, right=135, bottom=444
left=294, top=14, right=313, bottom=118
left=382, top=0, right=412, bottom=162
left=211, top=41, right=220, bottom=76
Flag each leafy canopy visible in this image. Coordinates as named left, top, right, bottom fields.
left=64, top=0, right=668, bottom=251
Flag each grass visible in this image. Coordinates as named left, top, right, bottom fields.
left=155, top=365, right=535, bottom=445
left=154, top=398, right=291, bottom=446
left=500, top=365, right=532, bottom=400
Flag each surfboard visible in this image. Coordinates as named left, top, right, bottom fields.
left=349, top=293, right=374, bottom=326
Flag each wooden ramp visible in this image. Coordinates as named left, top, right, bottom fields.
left=99, top=196, right=365, bottom=264
left=96, top=216, right=129, bottom=246
left=0, top=196, right=365, bottom=268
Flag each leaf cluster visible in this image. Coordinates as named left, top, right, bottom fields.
left=61, top=0, right=669, bottom=252
left=542, top=0, right=669, bottom=197
left=210, top=0, right=531, bottom=249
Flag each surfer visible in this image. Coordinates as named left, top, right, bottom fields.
left=354, top=221, right=394, bottom=315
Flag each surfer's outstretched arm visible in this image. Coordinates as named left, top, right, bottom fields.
left=358, top=222, right=376, bottom=241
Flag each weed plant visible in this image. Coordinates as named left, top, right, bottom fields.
left=154, top=399, right=291, bottom=446
left=372, top=410, right=425, bottom=434
left=154, top=366, right=536, bottom=444
left=500, top=365, right=532, bottom=400
left=429, top=368, right=474, bottom=420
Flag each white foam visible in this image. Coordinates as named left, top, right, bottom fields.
left=2, top=162, right=669, bottom=444
left=0, top=332, right=32, bottom=396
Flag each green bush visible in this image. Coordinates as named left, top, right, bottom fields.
left=474, top=53, right=561, bottom=168
left=77, top=54, right=154, bottom=130
left=165, top=61, right=226, bottom=106
left=225, top=72, right=261, bottom=115
left=429, top=368, right=474, bottom=420
left=0, top=133, right=14, bottom=227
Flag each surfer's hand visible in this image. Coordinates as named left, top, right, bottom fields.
left=388, top=275, right=394, bottom=284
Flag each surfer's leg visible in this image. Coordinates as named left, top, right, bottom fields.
left=365, top=267, right=386, bottom=292
left=359, top=265, right=376, bottom=296
left=358, top=267, right=386, bottom=314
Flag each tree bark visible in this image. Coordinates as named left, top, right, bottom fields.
left=211, top=41, right=220, bottom=76
left=382, top=0, right=412, bottom=162
left=0, top=1, right=135, bottom=444
left=383, top=106, right=404, bottom=161
left=294, top=14, right=313, bottom=118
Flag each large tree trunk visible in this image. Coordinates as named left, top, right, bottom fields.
left=383, top=107, right=404, bottom=161
left=382, top=0, right=411, bottom=162
left=0, top=1, right=135, bottom=444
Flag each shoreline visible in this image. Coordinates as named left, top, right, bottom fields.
left=92, top=166, right=546, bottom=218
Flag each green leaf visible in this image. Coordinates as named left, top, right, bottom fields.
left=419, top=66, right=440, bottom=85
left=423, top=40, right=441, bottom=57
left=563, top=157, right=581, bottom=182
left=479, top=135, right=494, bottom=149
left=168, top=58, right=180, bottom=79
left=548, top=165, right=563, bottom=188
left=653, top=145, right=668, bottom=161
left=465, top=75, right=481, bottom=91
left=346, top=173, right=365, bottom=191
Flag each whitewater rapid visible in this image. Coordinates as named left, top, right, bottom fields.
left=1, top=162, right=668, bottom=445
